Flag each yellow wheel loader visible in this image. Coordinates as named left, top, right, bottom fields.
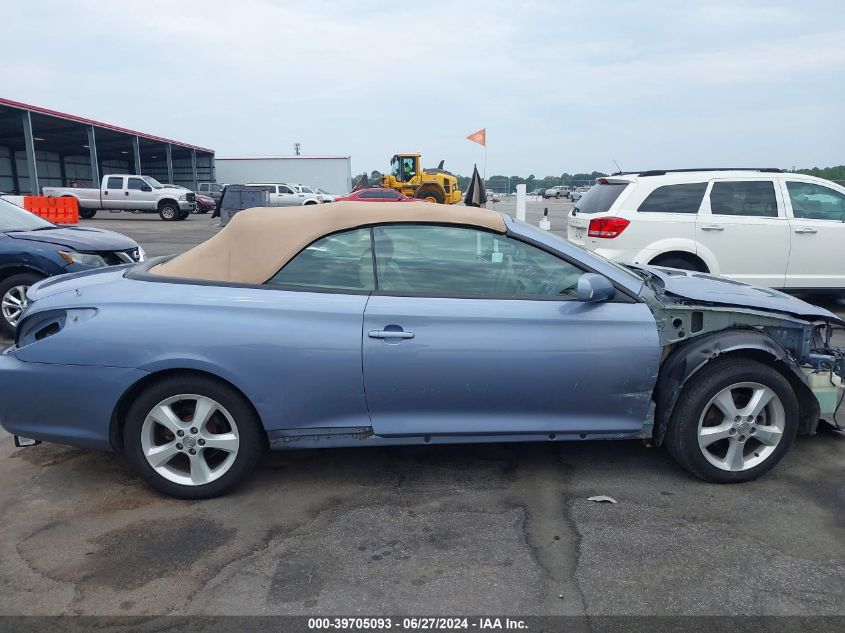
left=381, top=153, right=463, bottom=204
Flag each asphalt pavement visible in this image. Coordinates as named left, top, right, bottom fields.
left=0, top=202, right=843, bottom=617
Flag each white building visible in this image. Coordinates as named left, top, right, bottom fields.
left=214, top=155, right=353, bottom=195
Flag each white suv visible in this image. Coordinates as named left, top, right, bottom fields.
left=566, top=169, right=845, bottom=290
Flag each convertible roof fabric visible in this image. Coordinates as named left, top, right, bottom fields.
left=150, top=201, right=507, bottom=284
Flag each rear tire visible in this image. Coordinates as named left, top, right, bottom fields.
left=0, top=272, right=43, bottom=338
left=417, top=189, right=444, bottom=204
left=123, top=374, right=265, bottom=499
left=158, top=203, right=179, bottom=221
left=665, top=358, right=798, bottom=483
left=79, top=208, right=97, bottom=219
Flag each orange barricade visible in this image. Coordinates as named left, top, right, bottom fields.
left=23, top=196, right=79, bottom=224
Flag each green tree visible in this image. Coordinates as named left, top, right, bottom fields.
left=796, top=165, right=845, bottom=182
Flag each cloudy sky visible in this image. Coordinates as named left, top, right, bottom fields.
left=2, top=0, right=843, bottom=177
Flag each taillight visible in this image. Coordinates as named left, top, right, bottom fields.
left=588, top=217, right=630, bottom=239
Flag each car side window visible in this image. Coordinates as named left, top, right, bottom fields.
left=638, top=183, right=707, bottom=214
left=106, top=177, right=123, bottom=189
left=359, top=190, right=380, bottom=199
left=372, top=225, right=585, bottom=298
left=279, top=186, right=294, bottom=194
left=382, top=190, right=401, bottom=199
left=127, top=177, right=146, bottom=191
left=786, top=181, right=845, bottom=221
left=267, top=228, right=374, bottom=291
left=709, top=181, right=778, bottom=217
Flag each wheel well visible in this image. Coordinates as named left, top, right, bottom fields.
left=657, top=348, right=819, bottom=442
left=0, top=266, right=47, bottom=284
left=649, top=251, right=709, bottom=272
left=157, top=198, right=178, bottom=210
left=109, top=368, right=265, bottom=451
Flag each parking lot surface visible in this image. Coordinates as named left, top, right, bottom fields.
left=1, top=204, right=843, bottom=616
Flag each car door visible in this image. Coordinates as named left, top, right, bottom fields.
left=362, top=224, right=660, bottom=438
left=252, top=185, right=278, bottom=206
left=782, top=179, right=845, bottom=289
left=125, top=177, right=153, bottom=210
left=262, top=227, right=375, bottom=430
left=277, top=185, right=299, bottom=206
left=696, top=179, right=790, bottom=287
left=102, top=176, right=125, bottom=209
left=262, top=185, right=280, bottom=206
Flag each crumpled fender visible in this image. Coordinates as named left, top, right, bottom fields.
left=652, top=327, right=820, bottom=445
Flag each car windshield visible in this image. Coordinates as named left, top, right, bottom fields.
left=0, top=198, right=55, bottom=231
left=143, top=177, right=164, bottom=189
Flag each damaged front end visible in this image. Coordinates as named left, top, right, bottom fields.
left=632, top=266, right=845, bottom=445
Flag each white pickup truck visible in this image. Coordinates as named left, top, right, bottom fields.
left=43, top=175, right=196, bottom=221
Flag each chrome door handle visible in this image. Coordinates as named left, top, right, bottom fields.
left=793, top=227, right=818, bottom=234
left=700, top=225, right=724, bottom=231
left=368, top=329, right=414, bottom=339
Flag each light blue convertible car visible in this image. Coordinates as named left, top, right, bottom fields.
left=1, top=202, right=843, bottom=498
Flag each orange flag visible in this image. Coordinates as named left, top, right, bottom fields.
left=466, top=128, right=486, bottom=147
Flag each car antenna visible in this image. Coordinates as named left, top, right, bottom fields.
left=612, top=158, right=623, bottom=174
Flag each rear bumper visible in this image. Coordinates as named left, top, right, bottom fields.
left=569, top=241, right=660, bottom=266
left=0, top=349, right=146, bottom=451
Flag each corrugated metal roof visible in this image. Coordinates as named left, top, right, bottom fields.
left=0, top=97, right=214, bottom=153
left=217, top=155, right=351, bottom=160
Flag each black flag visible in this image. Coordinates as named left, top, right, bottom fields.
left=463, top=164, right=487, bottom=207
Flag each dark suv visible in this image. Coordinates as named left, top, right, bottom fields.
left=0, top=198, right=142, bottom=337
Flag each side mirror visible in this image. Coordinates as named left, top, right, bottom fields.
left=141, top=185, right=152, bottom=192
left=576, top=273, right=615, bottom=302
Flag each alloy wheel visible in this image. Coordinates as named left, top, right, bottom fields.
left=140, top=394, right=240, bottom=486
left=697, top=381, right=785, bottom=472
left=1, top=285, right=30, bottom=327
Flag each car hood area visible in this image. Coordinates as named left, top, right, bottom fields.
left=631, top=264, right=842, bottom=323
left=5, top=226, right=137, bottom=252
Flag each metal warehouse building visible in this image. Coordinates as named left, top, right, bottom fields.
left=215, top=156, right=352, bottom=195
left=0, top=98, right=215, bottom=195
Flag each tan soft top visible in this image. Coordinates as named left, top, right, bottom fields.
left=151, top=201, right=506, bottom=284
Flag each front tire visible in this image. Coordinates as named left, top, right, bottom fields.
left=123, top=375, right=265, bottom=498
left=0, top=272, right=43, bottom=338
left=666, top=358, right=798, bottom=483
left=158, top=203, right=179, bottom=221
